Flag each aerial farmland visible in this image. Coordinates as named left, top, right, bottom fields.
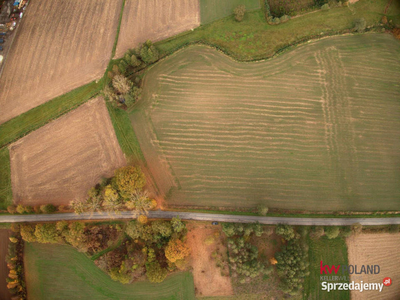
left=0, top=0, right=399, bottom=299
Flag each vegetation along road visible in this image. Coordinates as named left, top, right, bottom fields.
left=0, top=211, right=399, bottom=225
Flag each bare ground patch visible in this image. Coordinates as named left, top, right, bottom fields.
left=186, top=222, right=233, bottom=297
left=115, top=0, right=200, bottom=57
left=0, top=230, right=11, bottom=300
left=0, top=0, right=122, bottom=124
left=347, top=233, right=400, bottom=300
left=9, top=97, right=126, bottom=206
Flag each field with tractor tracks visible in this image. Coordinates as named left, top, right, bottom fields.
left=9, top=97, right=126, bottom=207
left=24, top=242, right=196, bottom=300
left=115, top=0, right=200, bottom=58
left=133, top=33, right=400, bottom=211
left=0, top=0, right=122, bottom=124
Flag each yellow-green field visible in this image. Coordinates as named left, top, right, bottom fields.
left=25, top=243, right=195, bottom=300
left=133, top=33, right=400, bottom=211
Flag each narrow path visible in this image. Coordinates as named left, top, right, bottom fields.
left=0, top=210, right=399, bottom=225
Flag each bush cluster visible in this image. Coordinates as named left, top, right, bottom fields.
left=7, top=204, right=57, bottom=215
left=5, top=232, right=27, bottom=299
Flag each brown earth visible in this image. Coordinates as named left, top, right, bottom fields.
left=346, top=233, right=400, bottom=300
left=0, top=0, right=123, bottom=125
left=9, top=97, right=126, bottom=206
left=115, top=0, right=200, bottom=58
left=186, top=222, right=233, bottom=297
left=0, top=230, right=11, bottom=300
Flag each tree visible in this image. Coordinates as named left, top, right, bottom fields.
left=102, top=85, right=118, bottom=102
left=20, top=225, right=37, bottom=243
left=222, top=223, right=236, bottom=237
left=165, top=239, right=190, bottom=263
left=257, top=204, right=268, bottom=216
left=40, top=204, right=57, bottom=214
left=325, top=226, right=340, bottom=239
left=146, top=262, right=168, bottom=283
left=310, top=226, right=325, bottom=239
left=137, top=215, right=148, bottom=224
left=140, top=40, right=159, bottom=64
left=114, top=166, right=146, bottom=198
left=171, top=216, right=185, bottom=233
left=151, top=221, right=172, bottom=239
left=351, top=223, right=363, bottom=235
left=7, top=205, right=16, bottom=214
left=234, top=5, right=246, bottom=22
left=16, top=205, right=25, bottom=214
left=112, top=75, right=133, bottom=95
left=34, top=223, right=59, bottom=244
left=126, top=221, right=153, bottom=241
left=70, top=199, right=86, bottom=215
left=130, top=54, right=141, bottom=67
left=125, top=190, right=153, bottom=216
left=24, top=206, right=34, bottom=213
left=276, top=224, right=295, bottom=241
left=354, top=18, right=366, bottom=32
left=56, top=220, right=68, bottom=232
left=118, top=60, right=128, bottom=74
left=102, top=185, right=121, bottom=212
left=253, top=222, right=263, bottom=237
left=340, top=226, right=352, bottom=238
left=63, top=222, right=88, bottom=252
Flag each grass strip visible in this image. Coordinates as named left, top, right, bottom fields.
left=0, top=148, right=12, bottom=210
left=0, top=80, right=102, bottom=148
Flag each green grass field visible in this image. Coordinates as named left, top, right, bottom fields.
left=24, top=243, right=195, bottom=300
left=133, top=33, right=400, bottom=211
left=0, top=148, right=12, bottom=210
left=157, top=0, right=397, bottom=61
left=200, top=0, right=260, bottom=24
left=304, top=236, right=350, bottom=300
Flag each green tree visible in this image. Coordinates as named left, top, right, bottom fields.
left=222, top=223, right=236, bottom=237
left=63, top=222, right=88, bottom=252
left=24, top=206, right=34, bottom=213
left=40, top=204, right=57, bottom=214
left=126, top=221, right=153, bottom=241
left=114, top=166, right=146, bottom=198
left=20, top=225, right=37, bottom=243
left=140, top=40, right=159, bottom=64
left=234, top=5, right=246, bottom=22
left=340, top=226, right=352, bottom=238
left=325, top=226, right=340, bottom=239
left=35, top=223, right=59, bottom=244
left=276, top=224, right=295, bottom=241
left=146, top=262, right=168, bottom=283
left=151, top=221, right=173, bottom=239
left=254, top=222, right=263, bottom=237
left=130, top=54, right=141, bottom=67
left=171, top=216, right=185, bottom=233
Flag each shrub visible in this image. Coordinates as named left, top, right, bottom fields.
left=351, top=223, right=363, bottom=235
left=204, top=236, right=215, bottom=245
left=16, top=205, right=25, bottom=214
left=321, top=4, right=330, bottom=11
left=7, top=205, right=16, bottom=214
left=325, top=226, right=340, bottom=239
left=40, top=204, right=57, bottom=214
left=112, top=75, right=133, bottom=95
left=354, top=18, right=367, bottom=32
left=310, top=226, right=325, bottom=239
left=273, top=17, right=281, bottom=25
left=257, top=204, right=268, bottom=216
left=137, top=215, right=148, bottom=224
left=280, top=15, right=290, bottom=23
left=118, top=60, right=128, bottom=74
left=340, top=226, right=352, bottom=238
left=146, top=262, right=168, bottom=283
left=24, top=206, right=34, bottom=213
left=276, top=224, right=295, bottom=241
left=33, top=206, right=42, bottom=214
left=234, top=5, right=246, bottom=22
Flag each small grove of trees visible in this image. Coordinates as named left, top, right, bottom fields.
left=222, top=222, right=263, bottom=238
left=70, top=166, right=156, bottom=216
left=234, top=5, right=246, bottom=22
left=5, top=231, right=27, bottom=299
left=103, top=40, right=160, bottom=108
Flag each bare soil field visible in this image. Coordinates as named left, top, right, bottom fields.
left=9, top=97, right=126, bottom=206
left=0, top=0, right=122, bottom=125
left=186, top=222, right=233, bottom=297
left=133, top=33, right=400, bottom=211
left=115, top=0, right=200, bottom=58
left=0, top=230, right=11, bottom=300
left=347, top=233, right=400, bottom=300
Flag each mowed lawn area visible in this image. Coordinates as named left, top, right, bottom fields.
left=133, top=33, right=400, bottom=211
left=304, top=236, right=350, bottom=300
left=24, top=243, right=195, bottom=300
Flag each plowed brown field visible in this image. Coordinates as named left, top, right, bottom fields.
left=9, top=97, right=126, bottom=206
left=0, top=0, right=122, bottom=125
left=0, top=230, right=11, bottom=300
left=347, top=233, right=400, bottom=300
left=115, top=0, right=200, bottom=58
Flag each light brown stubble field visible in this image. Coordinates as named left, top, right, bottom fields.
left=115, top=0, right=200, bottom=58
left=9, top=97, right=126, bottom=206
left=346, top=233, right=400, bottom=300
left=0, top=0, right=122, bottom=124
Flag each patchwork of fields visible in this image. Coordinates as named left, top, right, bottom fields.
left=24, top=243, right=195, bottom=300
left=200, top=0, right=260, bottom=24
left=0, top=0, right=122, bottom=124
left=0, top=230, right=11, bottom=300
left=134, top=33, right=400, bottom=211
left=347, top=233, right=400, bottom=300
left=9, top=97, right=126, bottom=206
left=115, top=0, right=200, bottom=57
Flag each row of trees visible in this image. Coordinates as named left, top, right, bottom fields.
left=7, top=203, right=57, bottom=215
left=103, top=40, right=160, bottom=108
left=5, top=231, right=26, bottom=299
left=70, top=166, right=156, bottom=216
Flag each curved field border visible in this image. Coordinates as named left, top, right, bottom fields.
left=132, top=33, right=400, bottom=211
left=24, top=242, right=195, bottom=300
